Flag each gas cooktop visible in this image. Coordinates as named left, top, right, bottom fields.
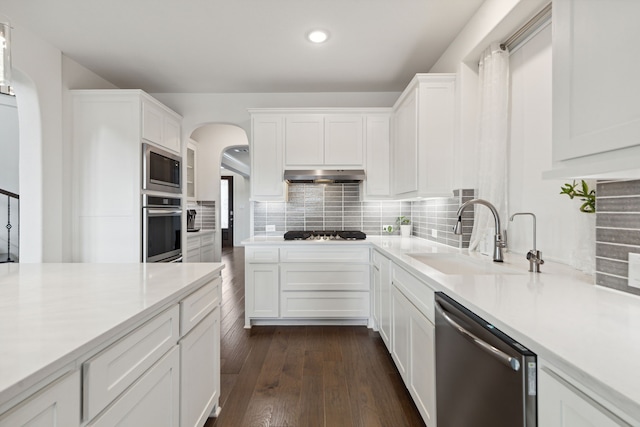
left=283, top=230, right=367, bottom=241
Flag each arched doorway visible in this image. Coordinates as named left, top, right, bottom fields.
left=189, top=124, right=249, bottom=261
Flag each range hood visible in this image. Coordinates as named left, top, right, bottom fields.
left=284, top=169, right=365, bottom=184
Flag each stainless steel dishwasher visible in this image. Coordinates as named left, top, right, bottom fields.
left=435, top=292, right=537, bottom=427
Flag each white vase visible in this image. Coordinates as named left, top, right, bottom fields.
left=400, top=224, right=411, bottom=238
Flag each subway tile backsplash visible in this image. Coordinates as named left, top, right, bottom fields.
left=596, top=179, right=640, bottom=296
left=253, top=184, right=474, bottom=249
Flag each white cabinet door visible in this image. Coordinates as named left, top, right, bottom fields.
left=408, top=302, right=436, bottom=426
left=88, top=346, right=180, bottom=427
left=0, top=371, right=80, bottom=427
left=180, top=308, right=220, bottom=427
left=245, top=263, right=279, bottom=319
left=393, top=88, right=419, bottom=196
left=200, top=243, right=215, bottom=262
left=364, top=114, right=391, bottom=198
left=324, top=114, right=364, bottom=167
left=539, top=366, right=631, bottom=427
left=163, top=115, right=181, bottom=153
left=187, top=236, right=201, bottom=262
left=284, top=115, right=324, bottom=166
left=391, top=286, right=410, bottom=382
left=251, top=115, right=286, bottom=201
left=553, top=0, right=640, bottom=163
left=378, top=254, right=392, bottom=350
left=141, top=99, right=164, bottom=146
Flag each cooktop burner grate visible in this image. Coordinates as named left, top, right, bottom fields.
left=283, top=230, right=366, bottom=241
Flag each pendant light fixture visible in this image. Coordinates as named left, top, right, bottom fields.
left=0, top=21, right=12, bottom=86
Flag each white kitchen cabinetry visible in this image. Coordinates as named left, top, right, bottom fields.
left=250, top=114, right=287, bottom=201
left=245, top=247, right=280, bottom=325
left=284, top=113, right=364, bottom=168
left=539, top=362, right=632, bottom=426
left=71, top=90, right=182, bottom=262
left=244, top=245, right=370, bottom=327
left=187, top=140, right=197, bottom=200
left=364, top=113, right=392, bottom=199
left=88, top=346, right=180, bottom=427
left=187, top=231, right=215, bottom=262
left=392, top=74, right=455, bottom=198
left=0, top=371, right=80, bottom=427
left=390, top=263, right=437, bottom=426
left=142, top=98, right=182, bottom=154
left=372, top=249, right=392, bottom=349
left=545, top=0, right=640, bottom=178
left=284, top=115, right=324, bottom=166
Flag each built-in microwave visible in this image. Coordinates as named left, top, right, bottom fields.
left=142, top=143, right=182, bottom=194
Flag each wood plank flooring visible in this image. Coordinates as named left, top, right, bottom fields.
left=206, top=247, right=425, bottom=427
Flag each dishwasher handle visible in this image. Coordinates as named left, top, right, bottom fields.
left=435, top=300, right=521, bottom=372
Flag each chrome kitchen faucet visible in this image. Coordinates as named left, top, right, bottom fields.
left=510, top=212, right=544, bottom=273
left=453, top=198, right=505, bottom=262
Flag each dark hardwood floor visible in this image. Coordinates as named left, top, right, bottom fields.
left=206, top=246, right=425, bottom=427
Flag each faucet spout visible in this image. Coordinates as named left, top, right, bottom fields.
left=453, top=198, right=505, bottom=262
left=509, top=212, right=544, bottom=273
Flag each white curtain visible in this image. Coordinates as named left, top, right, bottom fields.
left=470, top=43, right=510, bottom=253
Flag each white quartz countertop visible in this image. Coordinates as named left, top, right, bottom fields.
left=244, top=234, right=640, bottom=421
left=242, top=235, right=370, bottom=245
left=0, top=262, right=224, bottom=408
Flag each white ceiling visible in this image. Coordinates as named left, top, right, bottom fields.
left=1, top=0, right=484, bottom=93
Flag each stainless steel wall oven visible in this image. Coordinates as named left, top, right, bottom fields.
left=142, top=195, right=182, bottom=262
left=142, top=143, right=182, bottom=194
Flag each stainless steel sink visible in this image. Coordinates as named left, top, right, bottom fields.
left=406, top=253, right=524, bottom=275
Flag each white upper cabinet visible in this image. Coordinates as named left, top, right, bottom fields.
left=284, top=112, right=365, bottom=168
left=285, top=115, right=324, bottom=166
left=324, top=115, right=364, bottom=166
left=186, top=140, right=197, bottom=201
left=392, top=74, right=455, bottom=198
left=364, top=113, right=392, bottom=199
left=250, top=113, right=287, bottom=201
left=141, top=97, right=182, bottom=154
left=547, top=0, right=640, bottom=178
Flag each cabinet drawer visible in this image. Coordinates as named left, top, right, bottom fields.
left=200, top=232, right=214, bottom=245
left=83, top=305, right=179, bottom=421
left=180, top=279, right=221, bottom=336
left=280, top=247, right=369, bottom=263
left=281, top=263, right=369, bottom=291
left=392, top=264, right=435, bottom=323
left=246, top=247, right=279, bottom=263
left=281, top=291, right=370, bottom=318
left=186, top=236, right=201, bottom=251
left=88, top=346, right=179, bottom=427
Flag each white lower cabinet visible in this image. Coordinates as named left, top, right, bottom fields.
left=390, top=263, right=437, bottom=426
left=88, top=346, right=180, bottom=427
left=539, top=363, right=632, bottom=427
left=187, top=232, right=215, bottom=263
left=245, top=263, right=280, bottom=319
left=372, top=250, right=392, bottom=350
left=0, top=371, right=80, bottom=427
left=180, top=308, right=220, bottom=427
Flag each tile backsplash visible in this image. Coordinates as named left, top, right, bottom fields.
left=596, top=180, right=640, bottom=296
left=253, top=184, right=474, bottom=249
left=187, top=200, right=216, bottom=230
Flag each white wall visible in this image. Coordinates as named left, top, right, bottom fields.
left=9, top=20, right=118, bottom=262
left=507, top=25, right=593, bottom=269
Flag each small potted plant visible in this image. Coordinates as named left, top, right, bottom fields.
left=396, top=216, right=411, bottom=237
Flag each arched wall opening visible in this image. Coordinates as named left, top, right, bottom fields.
left=189, top=123, right=250, bottom=261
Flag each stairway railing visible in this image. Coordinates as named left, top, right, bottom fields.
left=0, top=188, right=19, bottom=263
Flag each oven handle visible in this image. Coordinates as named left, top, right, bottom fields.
left=146, top=209, right=182, bottom=216
left=434, top=300, right=520, bottom=371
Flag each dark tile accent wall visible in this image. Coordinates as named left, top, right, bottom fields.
left=411, top=189, right=475, bottom=248
left=252, top=184, right=474, bottom=249
left=595, top=179, right=640, bottom=296
left=187, top=200, right=216, bottom=230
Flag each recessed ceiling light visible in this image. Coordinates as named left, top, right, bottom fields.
left=307, top=30, right=329, bottom=44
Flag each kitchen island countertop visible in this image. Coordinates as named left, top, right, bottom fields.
left=0, top=262, right=224, bottom=409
